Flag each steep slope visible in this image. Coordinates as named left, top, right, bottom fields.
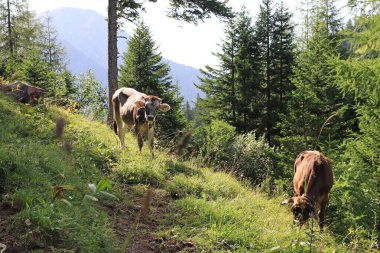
left=0, top=92, right=119, bottom=251
left=41, top=8, right=202, bottom=102
left=0, top=93, right=345, bottom=252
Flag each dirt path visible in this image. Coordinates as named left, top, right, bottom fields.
left=0, top=204, right=21, bottom=253
left=1, top=185, right=194, bottom=252
left=107, top=185, right=171, bottom=252
left=107, top=185, right=196, bottom=253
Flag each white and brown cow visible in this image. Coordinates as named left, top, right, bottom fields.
left=112, top=87, right=170, bottom=157
left=281, top=150, right=334, bottom=230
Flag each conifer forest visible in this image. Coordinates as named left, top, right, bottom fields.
left=0, top=0, right=379, bottom=252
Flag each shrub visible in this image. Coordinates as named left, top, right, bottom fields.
left=75, top=70, right=107, bottom=121
left=192, top=123, right=277, bottom=187
left=230, top=132, right=276, bottom=185
left=192, top=120, right=235, bottom=167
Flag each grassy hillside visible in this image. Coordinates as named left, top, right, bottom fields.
left=0, top=93, right=348, bottom=252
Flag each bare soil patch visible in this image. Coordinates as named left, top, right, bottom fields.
left=107, top=185, right=196, bottom=253
left=0, top=204, right=22, bottom=253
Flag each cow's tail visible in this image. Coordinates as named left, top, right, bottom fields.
left=112, top=90, right=121, bottom=135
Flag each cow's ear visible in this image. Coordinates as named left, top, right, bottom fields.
left=134, top=100, right=145, bottom=108
left=281, top=198, right=294, bottom=205
left=159, top=103, right=171, bottom=112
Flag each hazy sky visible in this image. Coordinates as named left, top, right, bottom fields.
left=28, top=0, right=348, bottom=69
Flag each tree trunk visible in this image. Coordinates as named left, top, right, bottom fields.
left=231, top=36, right=236, bottom=126
left=107, top=0, right=118, bottom=125
left=7, top=0, right=13, bottom=56
left=266, top=4, right=271, bottom=143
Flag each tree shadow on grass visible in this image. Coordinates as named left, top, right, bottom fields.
left=165, top=160, right=202, bottom=177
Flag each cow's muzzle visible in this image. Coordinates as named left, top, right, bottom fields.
left=147, top=115, right=154, bottom=121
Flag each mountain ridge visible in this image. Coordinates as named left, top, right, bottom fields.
left=40, top=7, right=202, bottom=102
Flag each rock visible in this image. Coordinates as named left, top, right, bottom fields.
left=0, top=81, right=44, bottom=105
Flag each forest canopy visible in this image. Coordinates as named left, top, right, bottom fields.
left=0, top=0, right=379, bottom=251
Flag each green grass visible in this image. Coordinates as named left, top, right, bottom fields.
left=0, top=93, right=117, bottom=251
left=166, top=170, right=245, bottom=200
left=0, top=92, right=353, bottom=252
left=161, top=172, right=345, bottom=252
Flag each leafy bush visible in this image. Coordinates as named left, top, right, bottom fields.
left=231, top=132, right=276, bottom=185
left=192, top=120, right=235, bottom=167
left=328, top=147, right=379, bottom=245
left=75, top=70, right=107, bottom=121
left=192, top=123, right=277, bottom=186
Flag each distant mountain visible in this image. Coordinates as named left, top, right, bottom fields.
left=41, top=7, right=202, bottom=103
left=167, top=60, right=202, bottom=104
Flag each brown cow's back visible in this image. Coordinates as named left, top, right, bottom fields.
left=282, top=151, right=334, bottom=230
left=293, top=151, right=333, bottom=203
left=119, top=89, right=146, bottom=117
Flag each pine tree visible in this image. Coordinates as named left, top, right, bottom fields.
left=196, top=8, right=264, bottom=133
left=278, top=0, right=345, bottom=154
left=0, top=0, right=18, bottom=57
left=270, top=0, right=295, bottom=141
left=39, top=14, right=66, bottom=72
left=106, top=0, right=233, bottom=124
left=60, top=70, right=77, bottom=96
left=0, top=2, right=74, bottom=100
left=252, top=0, right=296, bottom=143
left=331, top=1, right=380, bottom=238
left=234, top=7, right=262, bottom=132
left=119, top=21, right=186, bottom=142
left=277, top=53, right=324, bottom=153
left=19, top=47, right=48, bottom=84
left=255, top=0, right=275, bottom=142
left=183, top=101, right=194, bottom=121
left=196, top=18, right=238, bottom=127
left=13, top=4, right=41, bottom=58
left=0, top=0, right=42, bottom=79
left=49, top=70, right=77, bottom=101
left=0, top=0, right=41, bottom=60
left=298, top=0, right=315, bottom=45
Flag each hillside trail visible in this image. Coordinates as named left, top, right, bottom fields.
left=0, top=204, right=21, bottom=252
left=106, top=185, right=196, bottom=253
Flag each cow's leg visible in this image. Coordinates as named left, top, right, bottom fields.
left=119, top=124, right=127, bottom=149
left=148, top=127, right=155, bottom=158
left=318, top=195, right=328, bottom=231
left=137, top=134, right=144, bottom=153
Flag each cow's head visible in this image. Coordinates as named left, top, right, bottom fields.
left=134, top=96, right=170, bottom=125
left=281, top=196, right=316, bottom=225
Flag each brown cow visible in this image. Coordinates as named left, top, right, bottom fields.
left=112, top=87, right=170, bottom=157
left=281, top=150, right=334, bottom=230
